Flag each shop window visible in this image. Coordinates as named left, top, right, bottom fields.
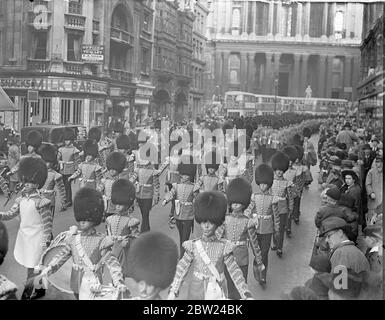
left=67, top=34, right=81, bottom=61
left=73, top=100, right=83, bottom=124
left=60, top=99, right=83, bottom=124
left=61, top=99, right=71, bottom=124
left=42, top=98, right=51, bottom=123
left=33, top=33, right=48, bottom=59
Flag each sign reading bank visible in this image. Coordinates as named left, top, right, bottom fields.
left=0, top=77, right=108, bottom=95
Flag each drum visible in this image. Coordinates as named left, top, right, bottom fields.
left=39, top=231, right=74, bottom=295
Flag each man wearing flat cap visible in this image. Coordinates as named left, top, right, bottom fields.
left=319, top=217, right=370, bottom=300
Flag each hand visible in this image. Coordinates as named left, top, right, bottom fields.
left=370, top=193, right=376, bottom=200
left=68, top=177, right=73, bottom=183
left=117, top=284, right=128, bottom=293
left=120, top=239, right=129, bottom=247
left=257, top=263, right=265, bottom=272
left=162, top=200, right=167, bottom=207
left=167, top=292, right=176, bottom=300
left=34, top=265, right=45, bottom=275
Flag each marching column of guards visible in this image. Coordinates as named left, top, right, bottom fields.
left=0, top=113, right=382, bottom=300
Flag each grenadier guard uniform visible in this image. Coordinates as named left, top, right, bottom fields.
left=163, top=157, right=197, bottom=258
left=40, top=144, right=67, bottom=215
left=97, top=151, right=127, bottom=218
left=282, top=146, right=300, bottom=237
left=125, top=232, right=179, bottom=300
left=238, top=135, right=254, bottom=184
left=8, top=130, right=42, bottom=176
left=88, top=126, right=113, bottom=167
left=293, top=145, right=306, bottom=224
left=129, top=153, right=169, bottom=233
left=168, top=191, right=253, bottom=300
left=0, top=157, right=52, bottom=300
left=106, top=179, right=139, bottom=278
left=68, top=139, right=103, bottom=190
left=216, top=178, right=264, bottom=300
left=270, top=151, right=294, bottom=257
left=115, top=134, right=135, bottom=179
left=41, top=188, right=125, bottom=300
left=194, top=151, right=222, bottom=193
left=243, top=164, right=280, bottom=286
left=58, top=128, right=80, bottom=207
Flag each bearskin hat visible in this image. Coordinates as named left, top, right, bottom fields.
left=303, top=127, right=311, bottom=138
left=125, top=231, right=178, bottom=289
left=255, top=164, right=274, bottom=187
left=111, top=179, right=135, bottom=207
left=19, top=157, right=47, bottom=189
left=88, top=127, right=102, bottom=143
left=178, top=155, right=197, bottom=178
left=116, top=134, right=131, bottom=150
left=226, top=178, right=252, bottom=208
left=128, top=131, right=138, bottom=150
left=205, top=151, right=220, bottom=171
left=106, top=151, right=127, bottom=173
left=26, top=130, right=43, bottom=149
left=40, top=144, right=58, bottom=164
left=194, top=191, right=227, bottom=226
left=73, top=188, right=104, bottom=225
left=282, top=145, right=298, bottom=163
left=83, top=139, right=99, bottom=158
left=271, top=151, right=290, bottom=172
left=113, top=122, right=124, bottom=133
left=63, top=127, right=76, bottom=141
left=294, top=145, right=304, bottom=161
left=50, top=129, right=64, bottom=144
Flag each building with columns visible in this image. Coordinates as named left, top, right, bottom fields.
left=0, top=0, right=155, bottom=130
left=204, top=0, right=364, bottom=102
left=357, top=2, right=383, bottom=126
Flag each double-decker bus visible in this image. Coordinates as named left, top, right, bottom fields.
left=224, top=91, right=349, bottom=117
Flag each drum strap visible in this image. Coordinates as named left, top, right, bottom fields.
left=75, top=235, right=110, bottom=273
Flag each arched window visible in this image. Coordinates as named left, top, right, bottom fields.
left=229, top=54, right=240, bottom=84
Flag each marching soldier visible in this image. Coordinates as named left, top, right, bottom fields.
left=292, top=145, right=306, bottom=225
left=97, top=151, right=127, bottom=219
left=162, top=155, right=197, bottom=258
left=115, top=134, right=135, bottom=179
left=40, top=144, right=67, bottom=215
left=243, top=164, right=280, bottom=286
left=193, top=151, right=222, bottom=193
left=68, top=139, right=103, bottom=190
left=58, top=127, right=80, bottom=208
left=270, top=151, right=294, bottom=257
left=88, top=126, right=113, bottom=167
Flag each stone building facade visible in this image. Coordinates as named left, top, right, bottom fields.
left=0, top=0, right=155, bottom=130
left=357, top=2, right=383, bottom=126
left=204, top=0, right=364, bottom=102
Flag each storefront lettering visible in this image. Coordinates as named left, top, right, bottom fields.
left=0, top=78, right=108, bottom=95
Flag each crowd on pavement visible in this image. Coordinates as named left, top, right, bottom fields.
left=0, top=112, right=382, bottom=300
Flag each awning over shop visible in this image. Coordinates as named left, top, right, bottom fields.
left=0, top=86, right=18, bottom=111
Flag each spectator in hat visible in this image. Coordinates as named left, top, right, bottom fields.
left=315, top=187, right=345, bottom=229
left=358, top=143, right=376, bottom=181
left=322, top=156, right=343, bottom=190
left=340, top=169, right=362, bottom=222
left=365, top=155, right=383, bottom=225
left=336, top=123, right=357, bottom=151
left=304, top=254, right=332, bottom=300
left=282, top=286, right=320, bottom=300
left=337, top=194, right=359, bottom=242
left=0, top=221, right=18, bottom=300
left=370, top=137, right=380, bottom=154
left=319, top=217, right=370, bottom=300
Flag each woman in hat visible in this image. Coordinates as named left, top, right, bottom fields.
left=168, top=191, right=253, bottom=300
left=162, top=156, right=197, bottom=258
left=40, top=144, right=67, bottom=215
left=97, top=151, right=127, bottom=218
left=243, top=164, right=280, bottom=286
left=58, top=127, right=80, bottom=208
left=35, top=188, right=126, bottom=300
left=68, top=139, right=103, bottom=190
left=0, top=157, right=52, bottom=299
left=340, top=169, right=362, bottom=222
left=106, top=179, right=139, bottom=279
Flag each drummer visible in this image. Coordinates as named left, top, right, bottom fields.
left=0, top=157, right=52, bottom=300
left=36, top=188, right=126, bottom=300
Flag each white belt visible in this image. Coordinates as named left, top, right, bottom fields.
left=276, top=196, right=286, bottom=201
left=232, top=240, right=247, bottom=246
left=62, top=161, right=74, bottom=164
left=42, top=189, right=55, bottom=194
left=179, top=201, right=193, bottom=206
left=139, top=183, right=152, bottom=187
left=252, top=214, right=273, bottom=220
left=80, top=179, right=95, bottom=182
left=193, top=271, right=224, bottom=280
left=169, top=170, right=179, bottom=174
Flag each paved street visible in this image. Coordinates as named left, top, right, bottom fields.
left=1, top=136, right=320, bottom=300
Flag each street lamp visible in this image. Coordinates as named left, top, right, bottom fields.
left=274, top=77, right=279, bottom=114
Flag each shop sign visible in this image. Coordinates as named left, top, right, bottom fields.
left=0, top=77, right=108, bottom=95
left=81, top=45, right=104, bottom=63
